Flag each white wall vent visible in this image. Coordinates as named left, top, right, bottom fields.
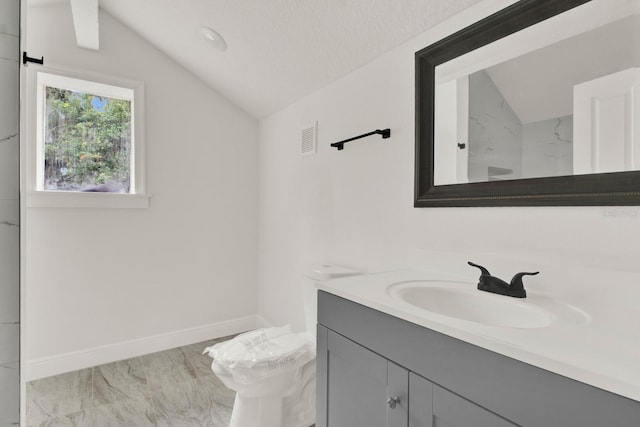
left=301, top=122, right=317, bottom=157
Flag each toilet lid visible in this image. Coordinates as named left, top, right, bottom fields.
left=209, top=326, right=314, bottom=370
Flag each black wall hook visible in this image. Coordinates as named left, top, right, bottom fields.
left=331, top=128, right=391, bottom=150
left=23, top=52, right=44, bottom=66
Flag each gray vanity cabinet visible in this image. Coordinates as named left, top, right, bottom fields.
left=318, top=324, right=517, bottom=427
left=318, top=326, right=408, bottom=426
left=410, top=374, right=517, bottom=427
left=317, top=291, right=640, bottom=427
left=409, top=374, right=517, bottom=427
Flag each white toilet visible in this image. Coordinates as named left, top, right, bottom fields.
left=204, top=265, right=359, bottom=427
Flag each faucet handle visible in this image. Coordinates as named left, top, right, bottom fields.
left=468, top=261, right=491, bottom=276
left=509, top=271, right=539, bottom=291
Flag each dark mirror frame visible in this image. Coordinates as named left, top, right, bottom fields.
left=415, top=0, right=640, bottom=207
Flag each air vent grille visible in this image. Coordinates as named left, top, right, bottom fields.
left=301, top=122, right=317, bottom=157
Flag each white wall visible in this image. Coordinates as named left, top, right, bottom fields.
left=25, top=4, right=259, bottom=378
left=257, top=0, right=640, bottom=331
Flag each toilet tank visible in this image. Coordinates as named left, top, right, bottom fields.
left=303, top=265, right=360, bottom=339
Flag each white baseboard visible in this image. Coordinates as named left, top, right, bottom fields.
left=25, top=315, right=260, bottom=382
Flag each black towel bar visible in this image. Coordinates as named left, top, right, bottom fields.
left=331, top=128, right=391, bottom=150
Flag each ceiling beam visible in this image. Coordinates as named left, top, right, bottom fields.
left=70, top=0, right=100, bottom=50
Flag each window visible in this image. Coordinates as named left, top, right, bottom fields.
left=27, top=68, right=148, bottom=208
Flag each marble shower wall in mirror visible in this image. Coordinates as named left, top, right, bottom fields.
left=433, top=1, right=640, bottom=186
left=467, top=69, right=573, bottom=182
left=0, top=0, right=20, bottom=425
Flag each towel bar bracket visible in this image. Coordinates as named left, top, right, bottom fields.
left=23, top=52, right=44, bottom=66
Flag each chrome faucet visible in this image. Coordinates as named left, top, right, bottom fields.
left=468, top=262, right=539, bottom=298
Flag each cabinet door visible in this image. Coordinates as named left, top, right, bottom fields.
left=317, top=327, right=408, bottom=427
left=408, top=372, right=433, bottom=427
left=409, top=373, right=518, bottom=427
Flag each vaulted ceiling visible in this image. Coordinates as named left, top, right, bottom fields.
left=27, top=0, right=482, bottom=118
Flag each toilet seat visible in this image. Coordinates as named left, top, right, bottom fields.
left=205, top=326, right=315, bottom=396
left=213, top=328, right=312, bottom=370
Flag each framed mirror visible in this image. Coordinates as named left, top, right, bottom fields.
left=415, top=0, right=640, bottom=207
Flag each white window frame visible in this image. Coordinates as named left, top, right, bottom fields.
left=25, top=66, right=149, bottom=208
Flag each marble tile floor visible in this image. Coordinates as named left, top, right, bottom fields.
left=26, top=336, right=237, bottom=427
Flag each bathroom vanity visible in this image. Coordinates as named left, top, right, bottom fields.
left=315, top=270, right=640, bottom=427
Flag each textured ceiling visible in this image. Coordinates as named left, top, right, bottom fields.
left=28, top=0, right=483, bottom=118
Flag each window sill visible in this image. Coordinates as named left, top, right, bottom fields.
left=26, top=191, right=151, bottom=209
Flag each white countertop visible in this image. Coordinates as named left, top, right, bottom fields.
left=317, top=268, right=640, bottom=403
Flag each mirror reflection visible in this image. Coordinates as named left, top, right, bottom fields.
left=433, top=2, right=640, bottom=186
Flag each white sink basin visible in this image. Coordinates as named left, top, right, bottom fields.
left=387, top=280, right=589, bottom=329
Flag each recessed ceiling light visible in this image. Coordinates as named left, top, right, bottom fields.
left=199, top=26, right=227, bottom=51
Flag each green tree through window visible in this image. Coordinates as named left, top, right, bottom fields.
left=44, top=86, right=132, bottom=192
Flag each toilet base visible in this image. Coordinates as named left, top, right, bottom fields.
left=228, top=364, right=316, bottom=427
left=229, top=391, right=315, bottom=427
left=229, top=394, right=283, bottom=427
